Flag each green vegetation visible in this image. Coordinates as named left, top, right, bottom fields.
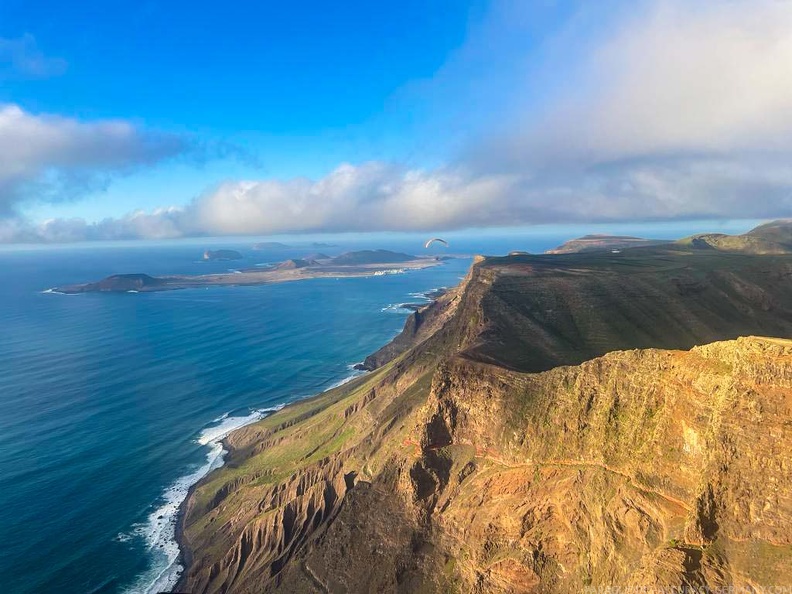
left=473, top=247, right=792, bottom=372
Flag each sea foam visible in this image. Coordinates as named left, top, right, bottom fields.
left=327, top=369, right=367, bottom=390
left=121, top=406, right=282, bottom=594
left=380, top=303, right=414, bottom=314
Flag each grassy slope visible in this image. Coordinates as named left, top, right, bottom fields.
left=470, top=246, right=792, bottom=371
left=678, top=219, right=792, bottom=254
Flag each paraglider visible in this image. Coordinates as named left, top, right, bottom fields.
left=424, top=238, right=449, bottom=249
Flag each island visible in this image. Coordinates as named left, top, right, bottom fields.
left=202, top=249, right=243, bottom=261
left=62, top=273, right=167, bottom=293
left=329, top=249, right=415, bottom=265
left=302, top=252, right=331, bottom=261
left=52, top=250, right=445, bottom=294
left=252, top=242, right=290, bottom=250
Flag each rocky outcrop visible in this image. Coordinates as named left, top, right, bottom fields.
left=359, top=274, right=469, bottom=370
left=412, top=338, right=792, bottom=590
left=178, top=248, right=792, bottom=593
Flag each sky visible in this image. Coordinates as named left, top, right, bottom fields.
left=0, top=0, right=791, bottom=243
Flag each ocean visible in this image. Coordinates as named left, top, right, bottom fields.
left=0, top=223, right=756, bottom=593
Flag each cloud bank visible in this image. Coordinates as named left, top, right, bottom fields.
left=4, top=0, right=792, bottom=242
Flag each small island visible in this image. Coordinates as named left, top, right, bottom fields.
left=52, top=250, right=446, bottom=294
left=252, top=242, right=290, bottom=250
left=203, top=249, right=243, bottom=261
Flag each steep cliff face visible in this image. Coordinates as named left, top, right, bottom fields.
left=359, top=266, right=472, bottom=370
left=179, top=266, right=480, bottom=593
left=413, top=338, right=792, bottom=590
left=179, top=249, right=792, bottom=593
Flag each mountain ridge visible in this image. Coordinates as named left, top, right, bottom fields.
left=177, top=245, right=792, bottom=593
left=547, top=219, right=792, bottom=255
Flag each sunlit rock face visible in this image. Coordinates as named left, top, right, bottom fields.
left=179, top=248, right=792, bottom=593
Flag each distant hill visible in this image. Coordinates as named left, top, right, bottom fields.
left=60, top=274, right=166, bottom=293
left=303, top=252, right=331, bottom=261
left=203, top=249, right=243, bottom=261
left=275, top=251, right=415, bottom=269
left=253, top=242, right=290, bottom=250
left=330, top=249, right=416, bottom=265
left=547, top=221, right=792, bottom=256
left=746, top=219, right=792, bottom=245
left=680, top=219, right=792, bottom=254
left=275, top=258, right=316, bottom=270
left=547, top=234, right=670, bottom=254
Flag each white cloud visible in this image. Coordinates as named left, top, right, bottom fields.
left=1, top=164, right=521, bottom=242
left=463, top=0, right=792, bottom=222
left=184, top=163, right=518, bottom=235
left=6, top=154, right=792, bottom=244
left=0, top=104, right=185, bottom=216
left=520, top=0, right=792, bottom=163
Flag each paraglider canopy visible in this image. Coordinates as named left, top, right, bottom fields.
left=424, top=238, right=449, bottom=249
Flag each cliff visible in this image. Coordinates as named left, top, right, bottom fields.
left=178, top=247, right=792, bottom=593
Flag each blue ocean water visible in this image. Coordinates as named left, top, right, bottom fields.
left=0, top=223, right=757, bottom=593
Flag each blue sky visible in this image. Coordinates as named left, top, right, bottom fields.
left=1, top=1, right=476, bottom=127
left=0, top=0, right=487, bottom=219
left=0, top=0, right=508, bottom=216
left=1, top=1, right=791, bottom=242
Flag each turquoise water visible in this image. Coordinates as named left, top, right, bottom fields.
left=0, top=223, right=757, bottom=593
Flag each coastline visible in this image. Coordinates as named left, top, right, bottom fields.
left=168, top=293, right=441, bottom=593
left=52, top=258, right=443, bottom=294
left=130, top=408, right=278, bottom=594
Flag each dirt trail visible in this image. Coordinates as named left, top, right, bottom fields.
left=402, top=435, right=693, bottom=514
